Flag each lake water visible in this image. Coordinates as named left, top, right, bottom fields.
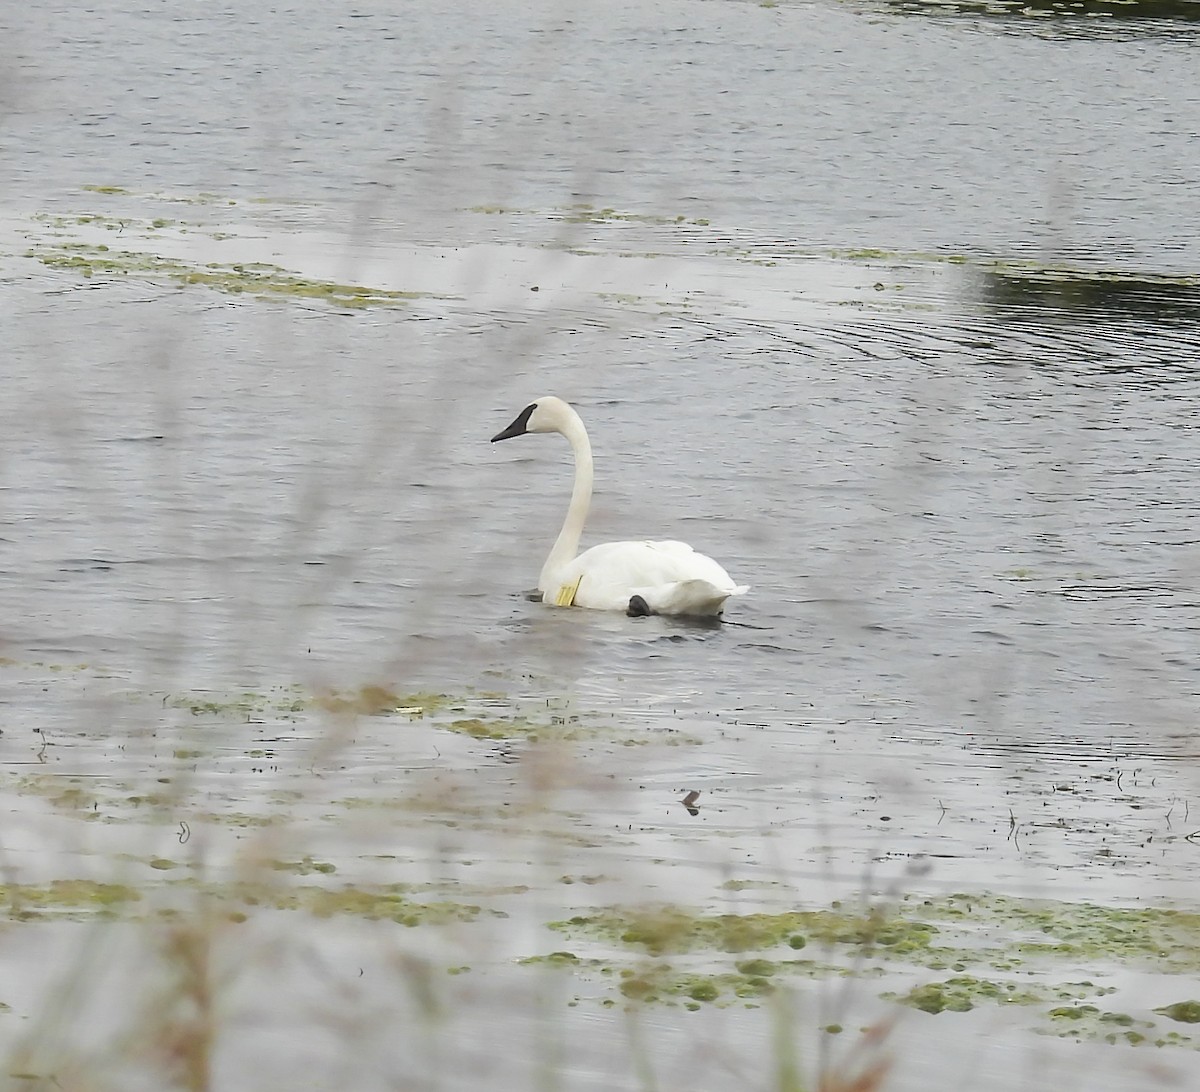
left=2, top=2, right=1200, bottom=1090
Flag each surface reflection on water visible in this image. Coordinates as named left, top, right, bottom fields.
left=973, top=266, right=1200, bottom=327
left=877, top=0, right=1200, bottom=24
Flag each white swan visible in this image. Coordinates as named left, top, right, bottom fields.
left=491, top=396, right=748, bottom=617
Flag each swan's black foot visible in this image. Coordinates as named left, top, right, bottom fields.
left=627, top=594, right=652, bottom=618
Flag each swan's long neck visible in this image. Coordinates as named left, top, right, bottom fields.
left=540, top=408, right=593, bottom=589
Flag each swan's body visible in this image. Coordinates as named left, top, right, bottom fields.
left=491, top=396, right=747, bottom=617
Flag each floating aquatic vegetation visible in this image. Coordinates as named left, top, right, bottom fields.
left=313, top=685, right=456, bottom=717
left=167, top=687, right=307, bottom=719
left=1157, top=1001, right=1200, bottom=1024
left=885, top=975, right=1045, bottom=1014
left=538, top=893, right=1200, bottom=1045
left=554, top=204, right=711, bottom=228
left=550, top=903, right=937, bottom=958
left=27, top=243, right=436, bottom=310
left=1, top=880, right=142, bottom=921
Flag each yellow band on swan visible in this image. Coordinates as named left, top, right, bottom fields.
left=555, top=575, right=583, bottom=607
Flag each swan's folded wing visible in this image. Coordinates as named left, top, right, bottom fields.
left=554, top=540, right=744, bottom=614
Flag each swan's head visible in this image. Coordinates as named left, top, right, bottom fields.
left=491, top=396, right=575, bottom=442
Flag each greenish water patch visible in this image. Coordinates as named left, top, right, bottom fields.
left=269, top=856, right=337, bottom=876
left=596, top=292, right=649, bottom=306
left=543, top=893, right=1200, bottom=1045
left=526, top=950, right=841, bottom=1011
left=165, top=687, right=306, bottom=719
left=520, top=955, right=800, bottom=1010
left=519, top=951, right=591, bottom=968
left=32, top=212, right=134, bottom=235
left=168, top=683, right=463, bottom=721
left=616, top=963, right=779, bottom=1007
left=230, top=881, right=495, bottom=927
left=13, top=764, right=285, bottom=829
left=12, top=774, right=105, bottom=816
left=0, top=658, right=93, bottom=672
left=161, top=683, right=616, bottom=746
left=886, top=975, right=1045, bottom=1014
left=313, top=685, right=686, bottom=746
left=1043, top=1004, right=1181, bottom=1048
left=177, top=687, right=304, bottom=716
left=28, top=242, right=437, bottom=310
left=833, top=247, right=898, bottom=261
left=1, top=880, right=141, bottom=921
left=78, top=185, right=245, bottom=208
left=442, top=714, right=627, bottom=743
left=1157, top=1001, right=1200, bottom=1024
left=21, top=873, right=513, bottom=929
left=720, top=878, right=787, bottom=892
left=313, top=686, right=458, bottom=717
left=555, top=203, right=710, bottom=228
left=916, top=893, right=1200, bottom=973
left=550, top=904, right=935, bottom=958
left=195, top=811, right=285, bottom=828
left=446, top=717, right=526, bottom=740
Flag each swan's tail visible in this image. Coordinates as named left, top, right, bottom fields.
left=649, top=579, right=750, bottom=618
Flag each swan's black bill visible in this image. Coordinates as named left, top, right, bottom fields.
left=491, top=403, right=536, bottom=443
